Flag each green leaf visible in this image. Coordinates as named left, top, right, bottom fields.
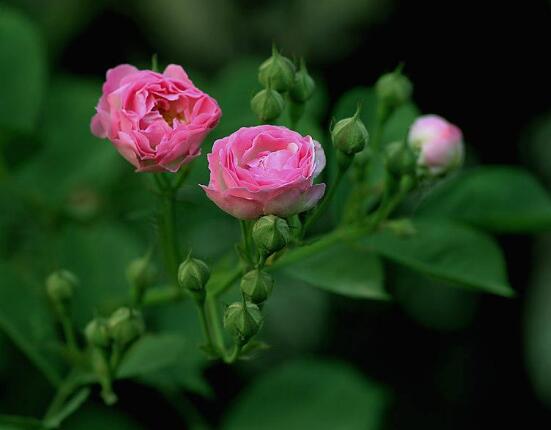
left=0, top=7, right=46, bottom=133
left=0, top=414, right=45, bottom=430
left=361, top=219, right=513, bottom=297
left=52, top=223, right=142, bottom=327
left=223, top=359, right=390, bottom=430
left=283, top=242, right=389, bottom=299
left=43, top=388, right=90, bottom=429
left=117, top=334, right=187, bottom=379
left=417, top=166, right=551, bottom=233
left=16, top=77, right=124, bottom=209
left=0, top=263, right=63, bottom=386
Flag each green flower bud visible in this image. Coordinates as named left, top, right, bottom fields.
left=224, top=302, right=263, bottom=345
left=178, top=256, right=210, bottom=300
left=252, top=215, right=290, bottom=257
left=251, top=88, right=285, bottom=123
left=331, top=108, right=369, bottom=155
left=258, top=46, right=296, bottom=92
left=240, top=269, right=274, bottom=304
left=126, top=256, right=155, bottom=297
left=46, top=270, right=78, bottom=305
left=84, top=318, right=110, bottom=349
left=375, top=69, right=413, bottom=109
left=108, top=307, right=145, bottom=347
left=385, top=141, right=416, bottom=178
left=289, top=60, right=315, bottom=103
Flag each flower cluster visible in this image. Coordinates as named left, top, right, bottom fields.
left=89, top=56, right=465, bottom=370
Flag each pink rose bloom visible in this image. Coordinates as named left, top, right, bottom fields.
left=202, top=125, right=326, bottom=220
left=91, top=64, right=221, bottom=172
left=408, top=114, right=464, bottom=176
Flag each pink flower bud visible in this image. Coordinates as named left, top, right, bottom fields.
left=91, top=64, right=221, bottom=172
left=201, top=125, right=326, bottom=220
left=408, top=114, right=464, bottom=176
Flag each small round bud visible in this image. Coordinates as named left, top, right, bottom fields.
left=46, top=270, right=78, bottom=304
left=331, top=109, right=369, bottom=155
left=289, top=60, right=315, bottom=103
left=240, top=269, right=274, bottom=304
left=126, top=256, right=155, bottom=293
left=84, top=318, right=110, bottom=348
left=108, top=307, right=145, bottom=347
left=385, top=141, right=416, bottom=178
left=251, top=88, right=285, bottom=123
left=224, top=302, right=263, bottom=345
left=258, top=47, right=296, bottom=92
left=178, top=257, right=210, bottom=299
left=375, top=70, right=413, bottom=109
left=408, top=114, right=464, bottom=177
left=252, top=215, right=290, bottom=257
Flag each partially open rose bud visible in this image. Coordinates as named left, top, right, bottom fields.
left=91, top=64, right=221, bottom=172
left=408, top=114, right=464, bottom=177
left=202, top=126, right=326, bottom=220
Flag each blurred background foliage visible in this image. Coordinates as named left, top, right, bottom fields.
left=0, top=0, right=550, bottom=428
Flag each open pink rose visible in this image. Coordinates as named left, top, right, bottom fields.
left=408, top=114, right=464, bottom=176
left=91, top=64, right=221, bottom=172
left=202, top=125, right=326, bottom=220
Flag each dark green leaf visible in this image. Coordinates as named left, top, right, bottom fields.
left=16, top=78, right=124, bottom=209
left=417, top=166, right=551, bottom=232
left=0, top=414, right=45, bottom=430
left=362, top=219, right=513, bottom=297
left=117, top=334, right=187, bottom=379
left=223, top=359, right=389, bottom=430
left=0, top=7, right=46, bottom=133
left=52, top=223, right=142, bottom=327
left=0, top=263, right=63, bottom=386
left=283, top=242, right=389, bottom=299
left=59, top=405, right=145, bottom=430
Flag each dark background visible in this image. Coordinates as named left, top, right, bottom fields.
left=2, top=0, right=551, bottom=428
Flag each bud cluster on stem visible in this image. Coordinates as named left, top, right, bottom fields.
left=251, top=46, right=315, bottom=127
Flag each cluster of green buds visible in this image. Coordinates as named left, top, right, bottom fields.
left=251, top=46, right=315, bottom=125
left=84, top=307, right=145, bottom=404
left=223, top=215, right=290, bottom=347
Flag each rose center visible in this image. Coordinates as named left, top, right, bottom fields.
left=156, top=100, right=187, bottom=125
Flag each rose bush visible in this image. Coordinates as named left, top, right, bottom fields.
left=91, top=64, right=221, bottom=172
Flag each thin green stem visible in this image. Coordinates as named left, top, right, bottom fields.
left=205, top=295, right=227, bottom=357
left=43, top=370, right=82, bottom=422
left=195, top=299, right=215, bottom=350
left=156, top=175, right=181, bottom=286
left=142, top=286, right=183, bottom=307
left=60, top=314, right=79, bottom=355
left=240, top=220, right=255, bottom=266
left=223, top=343, right=242, bottom=364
